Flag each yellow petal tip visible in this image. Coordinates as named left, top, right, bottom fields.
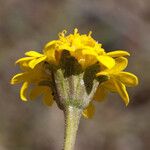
left=21, top=98, right=28, bottom=101
left=10, top=80, right=14, bottom=85
left=107, top=50, right=130, bottom=57
left=125, top=99, right=129, bottom=106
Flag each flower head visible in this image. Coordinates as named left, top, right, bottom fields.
left=11, top=28, right=138, bottom=118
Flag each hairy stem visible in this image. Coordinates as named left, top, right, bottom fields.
left=63, top=106, right=82, bottom=150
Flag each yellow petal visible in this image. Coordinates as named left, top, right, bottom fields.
left=103, top=79, right=117, bottom=92
left=19, top=61, right=31, bottom=71
left=115, top=72, right=138, bottom=87
left=97, top=55, right=115, bottom=69
left=15, top=57, right=34, bottom=64
left=44, top=40, right=57, bottom=49
left=29, top=86, right=54, bottom=106
left=43, top=87, right=54, bottom=106
left=95, top=47, right=105, bottom=55
left=110, top=57, right=128, bottom=73
left=29, top=86, right=43, bottom=100
left=107, top=50, right=130, bottom=57
left=82, top=102, right=95, bottom=119
left=82, top=49, right=98, bottom=56
left=76, top=50, right=97, bottom=67
left=58, top=45, right=75, bottom=52
left=96, top=71, right=109, bottom=77
left=25, top=51, right=43, bottom=57
left=20, top=82, right=29, bottom=101
left=44, top=47, right=56, bottom=62
left=11, top=73, right=26, bottom=84
left=29, top=56, right=46, bottom=69
left=72, top=37, right=82, bottom=48
left=113, top=79, right=129, bottom=106
left=93, top=85, right=107, bottom=101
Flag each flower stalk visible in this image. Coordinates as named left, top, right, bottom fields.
left=63, top=106, right=82, bottom=150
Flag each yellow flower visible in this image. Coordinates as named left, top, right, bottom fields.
left=83, top=50, right=137, bottom=118
left=44, top=28, right=115, bottom=69
left=16, top=51, right=47, bottom=69
left=11, top=29, right=138, bottom=119
left=11, top=62, right=53, bottom=106
left=95, top=56, right=138, bottom=106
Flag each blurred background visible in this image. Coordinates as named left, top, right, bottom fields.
left=0, top=0, right=150, bottom=149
